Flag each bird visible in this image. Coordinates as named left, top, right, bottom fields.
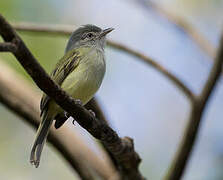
left=30, top=24, right=113, bottom=168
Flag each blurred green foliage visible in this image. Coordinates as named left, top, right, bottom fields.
left=0, top=0, right=69, bottom=82
left=1, top=33, right=66, bottom=82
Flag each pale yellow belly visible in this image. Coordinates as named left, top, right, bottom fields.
left=62, top=68, right=102, bottom=105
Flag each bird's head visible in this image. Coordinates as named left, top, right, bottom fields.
left=65, top=24, right=114, bottom=52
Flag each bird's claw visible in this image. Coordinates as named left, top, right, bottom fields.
left=64, top=111, right=69, bottom=118
left=88, top=109, right=96, bottom=117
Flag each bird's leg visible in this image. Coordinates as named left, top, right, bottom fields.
left=72, top=99, right=82, bottom=125
left=72, top=119, right=76, bottom=125
left=54, top=113, right=69, bottom=129
left=64, top=111, right=75, bottom=125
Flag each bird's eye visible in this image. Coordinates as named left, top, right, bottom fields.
left=85, top=33, right=94, bottom=39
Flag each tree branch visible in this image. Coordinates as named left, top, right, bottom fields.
left=85, top=98, right=109, bottom=125
left=136, top=0, right=216, bottom=58
left=199, top=35, right=223, bottom=105
left=0, top=42, right=17, bottom=52
left=164, top=31, right=223, bottom=180
left=13, top=22, right=195, bottom=102
left=85, top=98, right=119, bottom=168
left=0, top=14, right=144, bottom=180
left=108, top=41, right=195, bottom=102
left=0, top=61, right=118, bottom=180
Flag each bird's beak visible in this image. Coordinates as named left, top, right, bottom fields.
left=99, top=28, right=114, bottom=38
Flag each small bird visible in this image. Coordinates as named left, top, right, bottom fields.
left=30, top=25, right=113, bottom=168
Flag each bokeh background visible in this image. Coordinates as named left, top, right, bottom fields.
left=0, top=0, right=223, bottom=179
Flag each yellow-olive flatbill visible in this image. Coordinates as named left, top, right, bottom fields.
left=30, top=25, right=114, bottom=168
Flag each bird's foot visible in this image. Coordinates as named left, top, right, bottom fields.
left=88, top=109, right=96, bottom=117
left=64, top=111, right=70, bottom=118
left=72, top=119, right=76, bottom=125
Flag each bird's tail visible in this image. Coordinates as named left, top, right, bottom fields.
left=30, top=113, right=53, bottom=168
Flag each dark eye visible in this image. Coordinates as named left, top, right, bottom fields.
left=85, top=33, right=94, bottom=39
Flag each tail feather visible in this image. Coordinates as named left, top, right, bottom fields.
left=30, top=114, right=53, bottom=168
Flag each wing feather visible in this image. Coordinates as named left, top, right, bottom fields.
left=40, top=49, right=81, bottom=116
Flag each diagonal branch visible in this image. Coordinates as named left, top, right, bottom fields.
left=85, top=98, right=119, bottom=168
left=199, top=36, right=223, bottom=106
left=13, top=22, right=195, bottom=102
left=108, top=41, right=195, bottom=101
left=136, top=0, right=216, bottom=58
left=0, top=61, right=118, bottom=180
left=164, top=31, right=223, bottom=180
left=0, top=14, right=144, bottom=180
left=0, top=42, right=17, bottom=52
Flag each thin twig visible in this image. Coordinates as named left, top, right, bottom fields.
left=136, top=0, right=216, bottom=58
left=0, top=14, right=144, bottom=180
left=199, top=35, right=223, bottom=105
left=164, top=32, right=223, bottom=180
left=13, top=22, right=74, bottom=35
left=12, top=22, right=195, bottom=102
left=108, top=41, right=195, bottom=101
left=0, top=61, right=118, bottom=180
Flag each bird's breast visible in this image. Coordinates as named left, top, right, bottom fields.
left=61, top=48, right=106, bottom=105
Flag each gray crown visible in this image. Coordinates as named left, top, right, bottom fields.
left=65, top=24, right=102, bottom=52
